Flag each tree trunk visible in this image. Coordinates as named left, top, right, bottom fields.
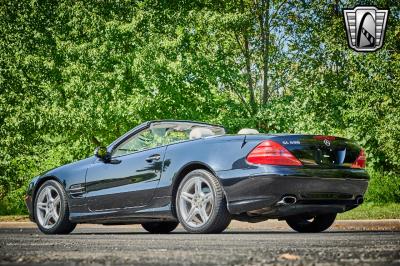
left=240, top=0, right=256, bottom=113
left=261, top=0, right=270, bottom=105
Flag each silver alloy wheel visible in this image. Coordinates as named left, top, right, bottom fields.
left=36, top=185, right=61, bottom=229
left=178, top=176, right=214, bottom=228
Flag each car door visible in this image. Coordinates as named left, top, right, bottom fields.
left=85, top=128, right=166, bottom=211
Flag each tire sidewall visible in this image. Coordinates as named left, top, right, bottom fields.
left=176, top=170, right=222, bottom=232
left=34, top=180, right=68, bottom=234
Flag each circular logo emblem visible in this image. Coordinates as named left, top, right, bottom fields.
left=324, top=139, right=331, bottom=146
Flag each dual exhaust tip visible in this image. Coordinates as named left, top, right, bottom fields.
left=276, top=195, right=364, bottom=206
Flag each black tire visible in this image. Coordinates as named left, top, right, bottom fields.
left=34, top=180, right=76, bottom=234
left=286, top=213, right=337, bottom=233
left=175, top=169, right=231, bottom=233
left=141, top=221, right=179, bottom=234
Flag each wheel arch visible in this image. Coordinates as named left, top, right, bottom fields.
left=32, top=175, right=65, bottom=220
left=171, top=162, right=226, bottom=217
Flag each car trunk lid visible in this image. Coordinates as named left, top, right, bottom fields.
left=270, top=135, right=364, bottom=169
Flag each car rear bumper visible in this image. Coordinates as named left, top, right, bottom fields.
left=217, top=167, right=368, bottom=216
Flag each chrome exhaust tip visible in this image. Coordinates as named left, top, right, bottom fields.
left=277, top=196, right=297, bottom=206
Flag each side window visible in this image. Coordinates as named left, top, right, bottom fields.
left=113, top=129, right=158, bottom=157
left=111, top=123, right=212, bottom=157
left=163, top=130, right=190, bottom=145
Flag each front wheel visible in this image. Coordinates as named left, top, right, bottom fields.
left=176, top=169, right=231, bottom=233
left=286, top=213, right=337, bottom=233
left=34, top=180, right=76, bottom=234
left=141, top=222, right=179, bottom=234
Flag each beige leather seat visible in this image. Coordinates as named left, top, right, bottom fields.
left=237, top=128, right=259, bottom=134
left=189, top=127, right=215, bottom=139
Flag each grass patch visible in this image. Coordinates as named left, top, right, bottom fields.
left=0, top=215, right=29, bottom=222
left=337, top=203, right=400, bottom=220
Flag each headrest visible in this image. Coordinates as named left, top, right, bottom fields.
left=237, top=128, right=259, bottom=134
left=189, top=127, right=214, bottom=139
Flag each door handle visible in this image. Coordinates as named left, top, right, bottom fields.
left=145, top=154, right=161, bottom=162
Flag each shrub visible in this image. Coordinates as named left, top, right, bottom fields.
left=365, top=170, right=400, bottom=203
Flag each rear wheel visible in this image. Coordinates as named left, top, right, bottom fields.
left=34, top=180, right=76, bottom=234
left=141, top=222, right=179, bottom=234
left=286, top=213, right=337, bottom=233
left=176, top=169, right=231, bottom=233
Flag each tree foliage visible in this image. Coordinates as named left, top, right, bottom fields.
left=1, top=0, right=399, bottom=214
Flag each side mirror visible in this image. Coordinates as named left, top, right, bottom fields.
left=94, top=146, right=110, bottom=162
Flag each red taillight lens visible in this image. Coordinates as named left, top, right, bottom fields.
left=313, top=135, right=336, bottom=141
left=351, top=149, right=366, bottom=169
left=246, top=140, right=302, bottom=166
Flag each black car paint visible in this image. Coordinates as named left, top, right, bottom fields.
left=85, top=146, right=167, bottom=211
left=25, top=121, right=369, bottom=224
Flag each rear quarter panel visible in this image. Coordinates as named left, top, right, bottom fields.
left=154, top=135, right=268, bottom=198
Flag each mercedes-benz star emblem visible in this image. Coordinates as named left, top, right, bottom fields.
left=324, top=139, right=331, bottom=147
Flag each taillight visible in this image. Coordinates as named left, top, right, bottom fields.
left=246, top=140, right=302, bottom=166
left=313, top=135, right=336, bottom=141
left=351, top=149, right=366, bottom=169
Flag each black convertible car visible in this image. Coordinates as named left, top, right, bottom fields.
left=25, top=120, right=368, bottom=234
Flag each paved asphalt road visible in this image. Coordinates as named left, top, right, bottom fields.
left=0, top=221, right=399, bottom=265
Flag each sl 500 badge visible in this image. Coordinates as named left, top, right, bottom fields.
left=282, top=140, right=300, bottom=145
